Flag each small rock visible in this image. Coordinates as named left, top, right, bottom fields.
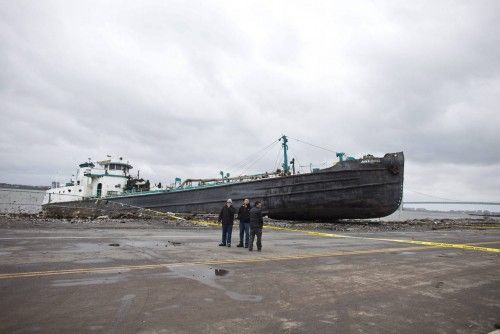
left=215, top=269, right=229, bottom=276
left=97, top=215, right=109, bottom=219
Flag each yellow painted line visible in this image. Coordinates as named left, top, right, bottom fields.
left=155, top=216, right=500, bottom=254
left=263, top=225, right=500, bottom=253
left=190, top=219, right=219, bottom=227
left=188, top=219, right=500, bottom=253
left=466, top=241, right=500, bottom=246
left=362, top=238, right=500, bottom=253
left=0, top=245, right=434, bottom=280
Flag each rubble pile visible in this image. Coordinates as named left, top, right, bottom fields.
left=263, top=217, right=500, bottom=232
left=0, top=213, right=202, bottom=229
left=0, top=213, right=498, bottom=231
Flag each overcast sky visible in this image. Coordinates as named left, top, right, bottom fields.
left=1, top=0, right=499, bottom=202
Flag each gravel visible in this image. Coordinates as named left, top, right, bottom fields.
left=1, top=213, right=498, bottom=232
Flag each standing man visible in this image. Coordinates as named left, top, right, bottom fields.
left=249, top=201, right=264, bottom=252
left=218, top=199, right=236, bottom=247
left=237, top=198, right=251, bottom=248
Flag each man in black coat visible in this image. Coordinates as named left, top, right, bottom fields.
left=249, top=201, right=264, bottom=252
left=237, top=198, right=251, bottom=248
left=218, top=199, right=236, bottom=247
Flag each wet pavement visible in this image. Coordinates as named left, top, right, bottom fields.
left=0, top=224, right=499, bottom=333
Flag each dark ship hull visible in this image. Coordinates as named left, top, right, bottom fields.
left=43, top=152, right=404, bottom=220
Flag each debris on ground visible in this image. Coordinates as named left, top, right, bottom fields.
left=262, top=217, right=500, bottom=232
left=215, top=269, right=229, bottom=276
left=434, top=281, right=444, bottom=288
left=0, top=213, right=498, bottom=232
left=167, top=241, right=182, bottom=246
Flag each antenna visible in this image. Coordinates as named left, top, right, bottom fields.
left=279, top=135, right=290, bottom=174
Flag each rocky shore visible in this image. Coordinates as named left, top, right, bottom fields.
left=0, top=213, right=498, bottom=232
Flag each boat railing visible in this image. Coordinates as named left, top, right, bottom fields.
left=115, top=171, right=282, bottom=198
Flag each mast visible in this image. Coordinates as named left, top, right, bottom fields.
left=280, top=135, right=290, bottom=174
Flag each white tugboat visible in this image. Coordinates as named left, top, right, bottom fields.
left=43, top=157, right=134, bottom=204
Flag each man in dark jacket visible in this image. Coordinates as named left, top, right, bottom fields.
left=218, top=199, right=236, bottom=247
left=249, top=201, right=264, bottom=252
left=237, top=198, right=251, bottom=248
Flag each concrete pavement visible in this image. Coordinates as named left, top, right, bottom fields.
left=0, top=225, right=499, bottom=333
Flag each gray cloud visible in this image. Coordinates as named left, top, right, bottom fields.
left=1, top=0, right=499, bottom=202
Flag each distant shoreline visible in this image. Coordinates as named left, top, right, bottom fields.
left=0, top=183, right=50, bottom=191
left=0, top=184, right=498, bottom=217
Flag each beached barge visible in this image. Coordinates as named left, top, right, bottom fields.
left=42, top=136, right=404, bottom=220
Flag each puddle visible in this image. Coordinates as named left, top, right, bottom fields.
left=110, top=294, right=135, bottom=333
left=321, top=258, right=341, bottom=265
left=72, top=243, right=103, bottom=252
left=215, top=269, right=229, bottom=276
left=125, top=240, right=162, bottom=248
left=153, top=304, right=180, bottom=312
left=74, top=258, right=111, bottom=264
left=88, top=325, right=105, bottom=331
left=167, top=241, right=182, bottom=246
left=166, top=266, right=262, bottom=302
left=52, top=275, right=126, bottom=287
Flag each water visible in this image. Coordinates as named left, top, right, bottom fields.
left=381, top=205, right=500, bottom=221
left=382, top=209, right=472, bottom=221
left=0, top=187, right=45, bottom=214
left=164, top=266, right=263, bottom=302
